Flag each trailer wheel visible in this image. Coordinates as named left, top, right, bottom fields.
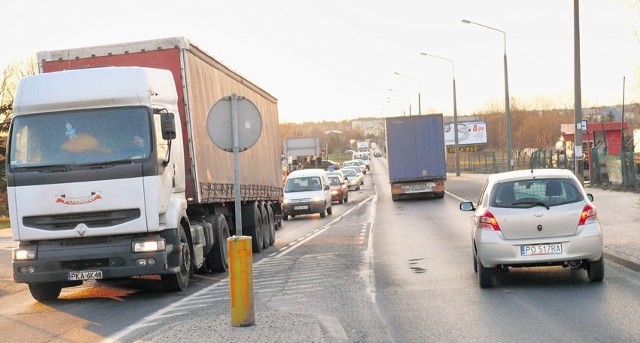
left=29, top=282, right=62, bottom=302
left=242, top=203, right=263, bottom=253
left=265, top=203, right=276, bottom=246
left=205, top=214, right=230, bottom=272
left=259, top=202, right=270, bottom=249
left=283, top=214, right=289, bottom=221
left=162, top=225, right=191, bottom=291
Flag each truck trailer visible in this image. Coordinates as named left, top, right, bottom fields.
left=7, top=37, right=282, bottom=301
left=385, top=114, right=446, bottom=201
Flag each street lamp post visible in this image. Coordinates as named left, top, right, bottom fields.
left=394, top=72, right=422, bottom=115
left=388, top=88, right=412, bottom=115
left=386, top=97, right=406, bottom=116
left=421, top=52, right=460, bottom=176
left=462, top=19, right=513, bottom=171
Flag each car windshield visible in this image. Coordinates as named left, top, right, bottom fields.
left=285, top=176, right=323, bottom=192
left=490, top=178, right=584, bottom=208
left=9, top=106, right=152, bottom=168
left=328, top=176, right=341, bottom=186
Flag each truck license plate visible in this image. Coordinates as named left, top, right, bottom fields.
left=520, top=243, right=562, bottom=256
left=68, top=270, right=103, bottom=281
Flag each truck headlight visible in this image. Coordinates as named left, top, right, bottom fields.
left=13, top=247, right=37, bottom=261
left=133, top=239, right=166, bottom=253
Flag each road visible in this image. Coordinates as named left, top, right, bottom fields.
left=1, top=157, right=640, bottom=342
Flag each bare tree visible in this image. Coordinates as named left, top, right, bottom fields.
left=0, top=57, right=37, bottom=133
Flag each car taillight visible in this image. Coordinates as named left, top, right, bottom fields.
left=578, top=203, right=597, bottom=225
left=478, top=209, right=501, bottom=231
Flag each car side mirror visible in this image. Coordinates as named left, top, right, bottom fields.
left=161, top=113, right=177, bottom=140
left=459, top=201, right=475, bottom=211
left=324, top=184, right=330, bottom=190
left=587, top=194, right=594, bottom=202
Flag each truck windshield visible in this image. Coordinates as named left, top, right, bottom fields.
left=9, top=107, right=152, bottom=169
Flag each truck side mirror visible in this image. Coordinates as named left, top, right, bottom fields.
left=161, top=113, right=177, bottom=140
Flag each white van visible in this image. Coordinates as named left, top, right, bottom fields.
left=282, top=169, right=333, bottom=220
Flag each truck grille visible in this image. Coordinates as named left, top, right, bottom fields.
left=23, top=209, right=140, bottom=230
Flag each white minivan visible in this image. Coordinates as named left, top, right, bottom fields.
left=282, top=169, right=333, bottom=220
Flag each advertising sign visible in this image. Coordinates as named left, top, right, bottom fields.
left=444, top=121, right=487, bottom=146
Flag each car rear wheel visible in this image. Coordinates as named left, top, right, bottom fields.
left=320, top=205, right=327, bottom=218
left=477, top=256, right=494, bottom=288
left=587, top=256, right=605, bottom=282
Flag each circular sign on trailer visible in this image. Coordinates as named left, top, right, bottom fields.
left=207, top=95, right=262, bottom=152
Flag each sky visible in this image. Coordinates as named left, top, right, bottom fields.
left=3, top=0, right=640, bottom=123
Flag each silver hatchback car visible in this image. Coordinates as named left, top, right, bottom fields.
left=459, top=169, right=604, bottom=288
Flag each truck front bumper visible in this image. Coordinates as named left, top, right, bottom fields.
left=13, top=232, right=179, bottom=284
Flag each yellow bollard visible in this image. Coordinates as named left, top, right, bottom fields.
left=228, top=236, right=255, bottom=326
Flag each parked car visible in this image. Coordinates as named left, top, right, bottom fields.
left=342, top=166, right=364, bottom=185
left=328, top=174, right=349, bottom=204
left=459, top=169, right=604, bottom=288
left=339, top=168, right=361, bottom=190
left=282, top=169, right=333, bottom=220
left=342, top=160, right=365, bottom=174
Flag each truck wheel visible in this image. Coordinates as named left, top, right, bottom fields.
left=242, top=203, right=263, bottom=253
left=162, top=225, right=191, bottom=291
left=435, top=192, right=445, bottom=199
left=205, top=214, right=230, bottom=272
left=259, top=202, right=270, bottom=249
left=392, top=194, right=400, bottom=201
left=29, top=282, right=62, bottom=302
left=283, top=214, right=289, bottom=221
left=266, top=203, right=276, bottom=246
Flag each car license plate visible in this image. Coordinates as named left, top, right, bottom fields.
left=68, top=270, right=103, bottom=281
left=294, top=205, right=308, bottom=210
left=520, top=243, right=563, bottom=256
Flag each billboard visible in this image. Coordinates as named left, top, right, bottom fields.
left=444, top=121, right=487, bottom=146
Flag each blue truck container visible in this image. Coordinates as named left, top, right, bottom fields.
left=385, top=114, right=446, bottom=201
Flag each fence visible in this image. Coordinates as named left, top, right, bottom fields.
left=446, top=148, right=640, bottom=192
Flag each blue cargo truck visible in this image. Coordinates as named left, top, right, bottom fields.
left=385, top=114, right=446, bottom=201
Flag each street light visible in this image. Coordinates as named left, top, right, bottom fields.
left=388, top=88, right=412, bottom=115
left=420, top=52, right=460, bottom=176
left=394, top=72, right=422, bottom=115
left=462, top=19, right=513, bottom=171
left=386, top=97, right=406, bottom=116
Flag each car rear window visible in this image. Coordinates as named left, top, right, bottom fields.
left=490, top=178, right=583, bottom=208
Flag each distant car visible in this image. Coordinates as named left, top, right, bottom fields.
left=328, top=175, right=348, bottom=204
left=342, top=166, right=364, bottom=185
left=342, top=160, right=365, bottom=174
left=373, top=149, right=382, bottom=157
left=352, top=153, right=370, bottom=170
left=459, top=169, right=604, bottom=288
left=339, top=168, right=361, bottom=190
left=352, top=158, right=369, bottom=171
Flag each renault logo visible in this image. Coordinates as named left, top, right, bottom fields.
left=533, top=211, right=544, bottom=218
left=76, top=223, right=88, bottom=237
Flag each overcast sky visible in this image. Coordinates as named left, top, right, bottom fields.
left=3, top=0, right=640, bottom=123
